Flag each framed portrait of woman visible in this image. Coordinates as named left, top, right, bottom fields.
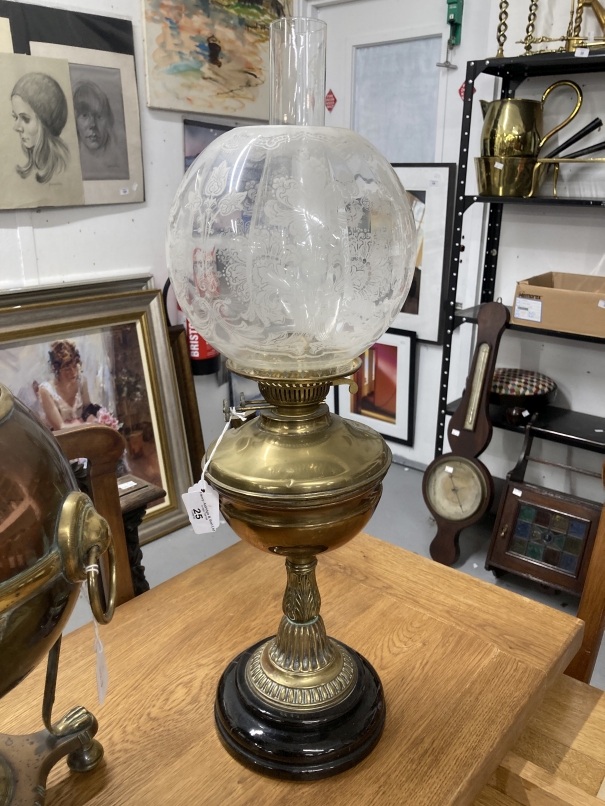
left=0, top=52, right=84, bottom=209
left=0, top=277, right=192, bottom=544
left=29, top=43, right=145, bottom=206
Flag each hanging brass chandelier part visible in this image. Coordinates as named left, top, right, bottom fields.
left=508, top=0, right=605, bottom=55
left=497, top=0, right=510, bottom=57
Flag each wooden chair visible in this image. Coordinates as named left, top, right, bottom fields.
left=565, top=459, right=605, bottom=683
left=55, top=423, right=135, bottom=606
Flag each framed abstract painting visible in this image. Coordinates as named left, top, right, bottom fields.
left=142, top=0, right=293, bottom=120
left=335, top=328, right=416, bottom=447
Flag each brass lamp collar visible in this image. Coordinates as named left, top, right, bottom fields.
left=226, top=358, right=361, bottom=416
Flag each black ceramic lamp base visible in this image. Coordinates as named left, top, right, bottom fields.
left=214, top=637, right=386, bottom=781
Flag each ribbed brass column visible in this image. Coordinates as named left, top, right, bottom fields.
left=246, top=556, right=356, bottom=710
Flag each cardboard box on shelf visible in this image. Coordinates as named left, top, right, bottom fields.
left=511, top=272, right=605, bottom=338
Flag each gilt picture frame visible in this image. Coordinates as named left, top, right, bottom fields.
left=391, top=163, right=456, bottom=344
left=0, top=277, right=192, bottom=544
left=335, top=328, right=416, bottom=447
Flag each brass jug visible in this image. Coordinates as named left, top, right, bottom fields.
left=480, top=81, right=583, bottom=159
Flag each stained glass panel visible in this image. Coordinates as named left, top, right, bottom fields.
left=506, top=501, right=589, bottom=577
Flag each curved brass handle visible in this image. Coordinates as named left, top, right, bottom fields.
left=539, top=80, right=583, bottom=150
left=86, top=542, right=116, bottom=625
left=57, top=491, right=116, bottom=625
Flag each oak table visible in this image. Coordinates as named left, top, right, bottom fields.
left=0, top=534, right=589, bottom=806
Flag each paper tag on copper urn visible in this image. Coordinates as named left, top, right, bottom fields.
left=182, top=488, right=220, bottom=534
left=93, top=619, right=108, bottom=706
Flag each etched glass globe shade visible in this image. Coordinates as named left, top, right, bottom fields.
left=167, top=18, right=416, bottom=378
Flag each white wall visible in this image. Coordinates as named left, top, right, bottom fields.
left=2, top=0, right=604, bottom=501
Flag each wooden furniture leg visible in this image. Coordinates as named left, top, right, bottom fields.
left=565, top=463, right=605, bottom=683
left=55, top=424, right=135, bottom=605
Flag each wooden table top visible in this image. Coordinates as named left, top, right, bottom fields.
left=0, top=533, right=585, bottom=806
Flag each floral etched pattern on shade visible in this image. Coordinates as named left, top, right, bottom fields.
left=167, top=125, right=416, bottom=376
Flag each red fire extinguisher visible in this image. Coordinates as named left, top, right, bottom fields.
left=176, top=306, right=220, bottom=376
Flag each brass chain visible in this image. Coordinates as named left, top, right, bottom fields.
left=525, top=0, right=540, bottom=53
left=574, top=0, right=585, bottom=38
left=496, top=0, right=510, bottom=57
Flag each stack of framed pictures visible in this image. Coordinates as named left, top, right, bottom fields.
left=0, top=277, right=192, bottom=544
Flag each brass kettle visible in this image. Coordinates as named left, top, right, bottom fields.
left=480, top=80, right=583, bottom=159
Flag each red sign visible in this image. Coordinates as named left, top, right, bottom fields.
left=177, top=305, right=219, bottom=360
left=325, top=89, right=337, bottom=112
left=459, top=81, right=476, bottom=101
left=186, top=320, right=219, bottom=360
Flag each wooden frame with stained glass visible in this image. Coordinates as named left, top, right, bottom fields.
left=486, top=480, right=603, bottom=595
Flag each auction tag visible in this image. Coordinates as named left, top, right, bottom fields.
left=522, top=409, right=530, bottom=417
left=118, top=480, right=137, bottom=490
left=182, top=487, right=220, bottom=534
left=575, top=47, right=589, bottom=57
left=513, top=488, right=522, bottom=497
left=514, top=297, right=542, bottom=322
left=598, top=299, right=605, bottom=309
left=93, top=620, right=109, bottom=706
left=494, top=161, right=504, bottom=170
left=79, top=588, right=109, bottom=706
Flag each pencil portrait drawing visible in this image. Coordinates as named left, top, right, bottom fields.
left=11, top=72, right=70, bottom=184
left=70, top=64, right=129, bottom=181
left=0, top=53, right=84, bottom=209
left=28, top=42, right=145, bottom=205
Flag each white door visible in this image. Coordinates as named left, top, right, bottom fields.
left=299, top=0, right=448, bottom=163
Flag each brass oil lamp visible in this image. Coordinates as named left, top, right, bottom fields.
left=167, top=17, right=416, bottom=779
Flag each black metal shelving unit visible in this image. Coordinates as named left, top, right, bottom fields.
left=455, top=306, right=605, bottom=345
left=435, top=51, right=605, bottom=458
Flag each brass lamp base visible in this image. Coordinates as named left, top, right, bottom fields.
left=215, top=637, right=385, bottom=780
left=206, top=364, right=392, bottom=779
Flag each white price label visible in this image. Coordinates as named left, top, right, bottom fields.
left=495, top=161, right=504, bottom=170
left=513, top=488, right=522, bottom=497
left=118, top=480, right=137, bottom=490
left=598, top=299, right=605, bottom=309
left=451, top=428, right=460, bottom=437
left=522, top=409, right=530, bottom=417
left=514, top=297, right=542, bottom=323
left=182, top=487, right=220, bottom=534
left=445, top=466, right=454, bottom=474
left=79, top=588, right=109, bottom=706
left=575, top=47, right=589, bottom=57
